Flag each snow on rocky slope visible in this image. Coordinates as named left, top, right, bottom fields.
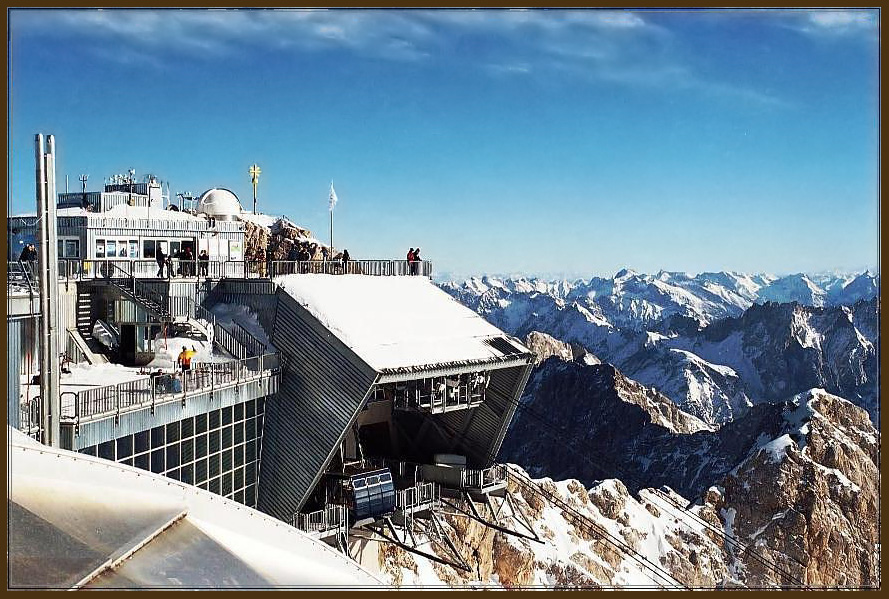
left=369, top=385, right=877, bottom=588
left=440, top=271, right=879, bottom=425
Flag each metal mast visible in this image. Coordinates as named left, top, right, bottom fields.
left=35, top=133, right=61, bottom=447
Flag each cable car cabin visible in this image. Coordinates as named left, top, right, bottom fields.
left=321, top=468, right=397, bottom=525
left=351, top=469, right=396, bottom=522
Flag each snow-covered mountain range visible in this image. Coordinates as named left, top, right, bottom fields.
left=440, top=270, right=879, bottom=425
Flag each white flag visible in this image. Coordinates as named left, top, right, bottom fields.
left=329, top=181, right=338, bottom=212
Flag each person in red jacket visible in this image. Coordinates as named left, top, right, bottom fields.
left=406, top=248, right=415, bottom=275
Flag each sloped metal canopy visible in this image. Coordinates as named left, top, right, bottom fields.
left=7, top=428, right=384, bottom=590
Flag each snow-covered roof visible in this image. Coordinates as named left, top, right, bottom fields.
left=11, top=204, right=209, bottom=222
left=7, top=427, right=383, bottom=589
left=275, top=275, right=532, bottom=373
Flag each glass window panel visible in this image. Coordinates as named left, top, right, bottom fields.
left=222, top=426, right=232, bottom=450
left=209, top=409, right=220, bottom=430
left=222, top=406, right=233, bottom=426
left=222, top=449, right=233, bottom=473
left=234, top=444, right=244, bottom=468
left=209, top=430, right=220, bottom=453
left=181, top=417, right=194, bottom=439
left=234, top=422, right=244, bottom=445
left=57, top=240, right=63, bottom=257
left=95, top=239, right=105, bottom=258
left=209, top=477, right=220, bottom=495
left=143, top=240, right=155, bottom=259
left=245, top=463, right=256, bottom=486
left=245, top=399, right=255, bottom=418
left=195, top=434, right=208, bottom=459
left=151, top=425, right=165, bottom=448
left=105, top=240, right=116, bottom=257
left=167, top=468, right=181, bottom=481
left=181, top=439, right=194, bottom=464
left=98, top=441, right=115, bottom=461
left=166, top=421, right=180, bottom=443
left=118, top=239, right=127, bottom=257
left=222, top=473, right=233, bottom=496
left=136, top=431, right=150, bottom=453
left=245, top=440, right=256, bottom=463
left=134, top=453, right=149, bottom=471
left=209, top=454, right=220, bottom=478
left=195, top=458, right=208, bottom=484
left=116, top=436, right=133, bottom=459
left=166, top=445, right=180, bottom=469
left=195, top=413, right=207, bottom=434
left=234, top=490, right=245, bottom=505
left=234, top=402, right=244, bottom=421
left=150, top=449, right=165, bottom=474
left=180, top=464, right=194, bottom=486
left=244, top=485, right=255, bottom=506
left=129, top=240, right=138, bottom=258
left=234, top=467, right=244, bottom=492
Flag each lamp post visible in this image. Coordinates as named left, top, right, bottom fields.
left=249, top=164, right=261, bottom=215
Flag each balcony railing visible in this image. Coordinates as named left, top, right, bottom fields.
left=461, top=464, right=507, bottom=491
left=396, top=481, right=440, bottom=512
left=14, top=258, right=434, bottom=290
left=292, top=504, right=348, bottom=536
left=56, top=352, right=280, bottom=427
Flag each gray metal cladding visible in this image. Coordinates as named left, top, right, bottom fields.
left=7, top=318, right=27, bottom=428
left=257, top=290, right=378, bottom=521
left=435, top=363, right=534, bottom=468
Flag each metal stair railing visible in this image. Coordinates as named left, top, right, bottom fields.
left=104, top=262, right=173, bottom=321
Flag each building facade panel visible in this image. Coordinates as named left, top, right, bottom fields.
left=257, top=290, right=378, bottom=521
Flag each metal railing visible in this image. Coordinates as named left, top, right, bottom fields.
left=19, top=396, right=42, bottom=440
left=292, top=504, right=348, bottom=535
left=62, top=352, right=280, bottom=425
left=31, top=257, right=433, bottom=282
left=461, top=464, right=507, bottom=491
left=65, top=330, right=90, bottom=364
left=7, top=261, right=37, bottom=294
left=267, top=259, right=433, bottom=278
left=396, top=481, right=440, bottom=512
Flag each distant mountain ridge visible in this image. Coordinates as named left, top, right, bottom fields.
left=440, top=270, right=879, bottom=425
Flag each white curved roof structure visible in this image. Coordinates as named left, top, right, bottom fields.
left=7, top=428, right=384, bottom=590
left=197, top=188, right=242, bottom=220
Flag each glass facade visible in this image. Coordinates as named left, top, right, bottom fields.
left=78, top=397, right=266, bottom=508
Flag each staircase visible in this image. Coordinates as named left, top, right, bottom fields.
left=104, top=262, right=217, bottom=344
left=76, top=289, right=93, bottom=336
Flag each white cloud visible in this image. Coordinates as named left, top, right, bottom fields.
left=9, top=8, right=790, bottom=106
left=787, top=9, right=879, bottom=37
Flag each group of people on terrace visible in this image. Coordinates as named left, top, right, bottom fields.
left=154, top=246, right=210, bottom=279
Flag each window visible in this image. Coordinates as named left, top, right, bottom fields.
left=117, top=239, right=128, bottom=257
left=96, top=239, right=105, bottom=258
left=143, top=240, right=156, bottom=258
left=105, top=240, right=116, bottom=257
left=129, top=240, right=138, bottom=258
left=65, top=239, right=80, bottom=258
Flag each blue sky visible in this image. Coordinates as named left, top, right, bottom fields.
left=8, top=8, right=880, bottom=279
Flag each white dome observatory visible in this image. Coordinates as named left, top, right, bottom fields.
left=196, top=188, right=242, bottom=221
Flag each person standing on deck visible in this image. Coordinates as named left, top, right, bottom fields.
left=156, top=246, right=167, bottom=278
left=407, top=248, right=415, bottom=276
left=177, top=346, right=192, bottom=372
left=198, top=250, right=209, bottom=277
left=412, top=247, right=422, bottom=275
